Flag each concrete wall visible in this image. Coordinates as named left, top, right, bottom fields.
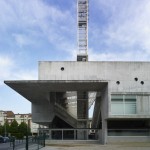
left=39, top=61, right=150, bottom=120
left=39, top=61, right=150, bottom=93
left=32, top=102, right=54, bottom=124
left=39, top=61, right=150, bottom=80
left=137, top=95, right=150, bottom=115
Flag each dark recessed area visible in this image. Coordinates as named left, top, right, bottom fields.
left=134, top=77, right=138, bottom=81
left=116, top=81, right=120, bottom=85
left=141, top=81, right=144, bottom=85
left=61, top=67, right=64, bottom=71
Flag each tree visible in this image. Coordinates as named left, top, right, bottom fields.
left=0, top=125, right=3, bottom=135
left=18, top=122, right=27, bottom=136
left=3, top=121, right=10, bottom=136
left=10, top=120, right=18, bottom=134
left=0, top=121, right=10, bottom=136
left=18, top=122, right=31, bottom=138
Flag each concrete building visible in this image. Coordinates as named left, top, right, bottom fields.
left=3, top=0, right=150, bottom=144
left=4, top=61, right=150, bottom=144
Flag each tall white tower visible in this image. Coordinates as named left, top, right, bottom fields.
left=77, top=0, right=89, bottom=61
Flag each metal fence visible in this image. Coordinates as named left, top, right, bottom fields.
left=9, top=134, right=45, bottom=150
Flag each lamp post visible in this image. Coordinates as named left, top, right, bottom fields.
left=4, top=113, right=7, bottom=137
left=26, top=116, right=29, bottom=150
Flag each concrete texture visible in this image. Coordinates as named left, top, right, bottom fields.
left=4, top=61, right=150, bottom=144
left=41, top=143, right=150, bottom=150
left=4, top=80, right=107, bottom=126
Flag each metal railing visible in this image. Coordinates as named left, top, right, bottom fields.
left=9, top=134, right=45, bottom=150
left=39, top=128, right=100, bottom=141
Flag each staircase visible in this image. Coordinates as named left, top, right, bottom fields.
left=54, top=103, right=77, bottom=128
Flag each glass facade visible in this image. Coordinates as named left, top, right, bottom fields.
left=111, top=95, right=136, bottom=115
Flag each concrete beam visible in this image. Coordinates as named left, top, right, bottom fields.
left=4, top=80, right=108, bottom=103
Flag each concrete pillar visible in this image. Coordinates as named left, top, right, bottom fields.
left=100, top=85, right=108, bottom=144
left=77, top=91, right=88, bottom=140
left=77, top=121, right=88, bottom=140
left=101, top=119, right=107, bottom=144
left=49, top=129, right=51, bottom=140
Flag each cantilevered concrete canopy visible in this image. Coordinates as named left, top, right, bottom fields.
left=4, top=80, right=108, bottom=103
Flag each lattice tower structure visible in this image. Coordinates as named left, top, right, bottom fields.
left=77, top=0, right=89, bottom=61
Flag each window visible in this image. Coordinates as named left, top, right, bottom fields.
left=111, top=95, right=136, bottom=115
left=124, top=95, right=136, bottom=114
left=111, top=95, right=124, bottom=115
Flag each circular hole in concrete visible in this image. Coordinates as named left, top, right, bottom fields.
left=116, top=81, right=120, bottom=85
left=134, top=77, right=138, bottom=81
left=61, top=67, right=64, bottom=71
left=141, top=81, right=144, bottom=85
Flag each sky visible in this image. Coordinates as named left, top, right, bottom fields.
left=1, top=0, right=150, bottom=114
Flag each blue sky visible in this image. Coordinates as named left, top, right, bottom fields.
left=1, top=0, right=150, bottom=114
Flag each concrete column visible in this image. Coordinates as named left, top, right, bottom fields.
left=77, top=91, right=88, bottom=140
left=74, top=130, right=76, bottom=140
left=101, top=119, right=107, bottom=144
left=49, top=129, right=51, bottom=140
left=77, top=121, right=88, bottom=140
left=101, top=84, right=108, bottom=144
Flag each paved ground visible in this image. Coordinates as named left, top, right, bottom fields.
left=41, top=143, right=150, bottom=150
left=0, top=143, right=11, bottom=150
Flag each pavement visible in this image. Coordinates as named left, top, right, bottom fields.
left=0, top=143, right=11, bottom=150
left=40, top=143, right=150, bottom=150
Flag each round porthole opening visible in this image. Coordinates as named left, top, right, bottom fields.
left=61, top=67, right=64, bottom=71
left=116, top=81, right=120, bottom=85
left=134, top=77, right=138, bottom=81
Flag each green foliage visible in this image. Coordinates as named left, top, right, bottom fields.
left=0, top=121, right=10, bottom=136
left=10, top=119, right=18, bottom=134
left=4, top=121, right=10, bottom=133
left=11, top=132, right=24, bottom=139
left=18, top=122, right=27, bottom=136
left=0, top=120, right=32, bottom=139
left=0, top=125, right=3, bottom=135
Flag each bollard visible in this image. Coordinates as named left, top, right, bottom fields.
left=26, top=134, right=28, bottom=150
left=43, top=133, right=46, bottom=147
left=13, top=137, right=15, bottom=150
left=38, top=137, right=39, bottom=150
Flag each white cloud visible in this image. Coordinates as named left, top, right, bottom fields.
left=0, top=55, right=37, bottom=86
left=12, top=33, right=33, bottom=47
left=0, top=56, right=13, bottom=67
left=13, top=70, right=37, bottom=80
left=90, top=0, right=150, bottom=61
left=0, top=56, right=14, bottom=80
left=89, top=48, right=150, bottom=61
left=0, top=0, right=76, bottom=52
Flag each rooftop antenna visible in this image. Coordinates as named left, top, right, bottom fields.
left=77, top=0, right=89, bottom=61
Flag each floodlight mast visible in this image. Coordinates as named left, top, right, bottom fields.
left=77, top=0, right=88, bottom=61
